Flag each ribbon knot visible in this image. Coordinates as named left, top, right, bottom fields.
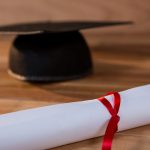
left=98, top=92, right=121, bottom=150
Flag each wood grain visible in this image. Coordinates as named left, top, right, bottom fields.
left=0, top=34, right=150, bottom=149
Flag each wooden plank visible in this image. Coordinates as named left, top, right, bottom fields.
left=0, top=35, right=149, bottom=149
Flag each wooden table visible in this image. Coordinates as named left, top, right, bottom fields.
left=0, top=35, right=150, bottom=150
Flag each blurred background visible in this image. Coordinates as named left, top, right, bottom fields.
left=0, top=0, right=150, bottom=46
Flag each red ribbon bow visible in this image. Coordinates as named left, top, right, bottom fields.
left=98, top=92, right=121, bottom=150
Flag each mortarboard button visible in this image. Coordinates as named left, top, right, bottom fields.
left=0, top=21, right=131, bottom=82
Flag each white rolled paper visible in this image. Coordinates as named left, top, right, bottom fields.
left=0, top=85, right=149, bottom=150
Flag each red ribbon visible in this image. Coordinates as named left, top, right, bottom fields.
left=98, top=92, right=121, bottom=150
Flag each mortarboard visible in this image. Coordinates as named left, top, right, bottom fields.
left=0, top=21, right=131, bottom=82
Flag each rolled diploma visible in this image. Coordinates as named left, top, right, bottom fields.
left=0, top=85, right=149, bottom=150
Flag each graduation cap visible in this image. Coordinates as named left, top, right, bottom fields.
left=0, top=21, right=131, bottom=82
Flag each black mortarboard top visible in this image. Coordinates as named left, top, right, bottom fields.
left=0, top=21, right=131, bottom=82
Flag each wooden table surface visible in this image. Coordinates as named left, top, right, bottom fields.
left=0, top=35, right=150, bottom=150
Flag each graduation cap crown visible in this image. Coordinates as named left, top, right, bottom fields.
left=0, top=21, right=132, bottom=82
